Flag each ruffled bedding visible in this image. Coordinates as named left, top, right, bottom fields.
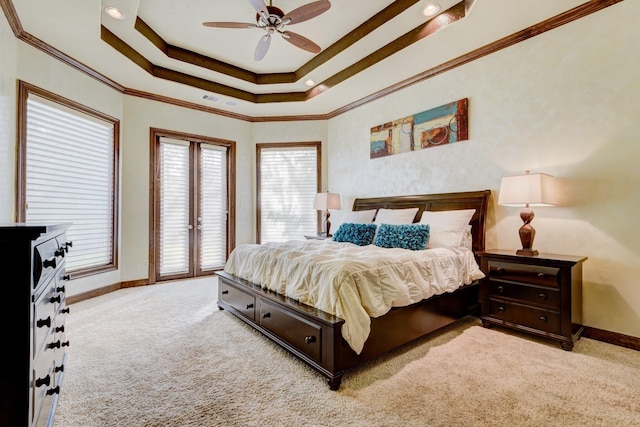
left=224, top=239, right=484, bottom=354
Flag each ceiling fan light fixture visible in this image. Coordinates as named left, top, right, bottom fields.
left=422, top=3, right=441, bottom=17
left=104, top=6, right=126, bottom=20
left=305, top=79, right=315, bottom=87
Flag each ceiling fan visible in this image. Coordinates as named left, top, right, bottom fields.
left=202, top=0, right=331, bottom=61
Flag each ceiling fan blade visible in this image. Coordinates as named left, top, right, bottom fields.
left=281, top=31, right=321, bottom=54
left=248, top=0, right=269, bottom=19
left=282, top=0, right=331, bottom=25
left=202, top=22, right=257, bottom=29
left=254, top=33, right=271, bottom=61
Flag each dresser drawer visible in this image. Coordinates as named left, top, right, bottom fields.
left=488, top=281, right=560, bottom=309
left=488, top=260, right=560, bottom=288
left=259, top=299, right=322, bottom=363
left=488, top=299, right=561, bottom=335
left=219, top=280, right=256, bottom=321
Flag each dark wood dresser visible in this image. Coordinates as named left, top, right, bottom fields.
left=478, top=250, right=587, bottom=350
left=0, top=224, right=71, bottom=427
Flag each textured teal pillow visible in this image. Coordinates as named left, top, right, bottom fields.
left=373, top=223, right=431, bottom=250
left=332, top=223, right=377, bottom=246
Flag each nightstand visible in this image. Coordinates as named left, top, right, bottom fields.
left=477, top=250, right=587, bottom=351
left=304, top=234, right=331, bottom=240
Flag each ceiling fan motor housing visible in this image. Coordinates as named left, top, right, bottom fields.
left=256, top=6, right=287, bottom=29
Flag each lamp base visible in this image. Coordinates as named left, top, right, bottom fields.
left=516, top=248, right=539, bottom=256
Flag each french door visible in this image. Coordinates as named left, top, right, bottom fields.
left=151, top=129, right=235, bottom=283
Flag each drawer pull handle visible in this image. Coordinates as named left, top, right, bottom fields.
left=61, top=307, right=70, bottom=314
left=37, top=317, right=51, bottom=328
left=36, top=375, right=51, bottom=387
left=498, top=306, right=505, bottom=312
left=537, top=272, right=545, bottom=278
left=539, top=316, right=548, bottom=322
left=47, top=340, right=61, bottom=349
left=538, top=293, right=547, bottom=300
left=221, top=290, right=229, bottom=295
left=246, top=303, right=254, bottom=309
left=50, top=295, right=62, bottom=304
left=305, top=335, right=316, bottom=345
left=46, top=386, right=60, bottom=396
left=56, top=285, right=66, bottom=293
left=43, top=257, right=57, bottom=269
left=55, top=248, right=65, bottom=258
left=495, top=267, right=504, bottom=274
left=55, top=364, right=65, bottom=373
left=62, top=274, right=71, bottom=281
left=55, top=325, right=65, bottom=333
left=61, top=340, right=70, bottom=347
left=497, top=286, right=504, bottom=293
left=262, top=312, right=271, bottom=319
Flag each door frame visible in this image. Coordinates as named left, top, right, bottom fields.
left=149, top=128, right=236, bottom=284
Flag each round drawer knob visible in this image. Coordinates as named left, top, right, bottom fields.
left=539, top=316, right=548, bottom=322
left=539, top=293, right=547, bottom=300
left=498, top=306, right=505, bottom=312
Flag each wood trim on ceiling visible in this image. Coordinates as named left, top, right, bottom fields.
left=102, top=2, right=466, bottom=103
left=1, top=0, right=625, bottom=122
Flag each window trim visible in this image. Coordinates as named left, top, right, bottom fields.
left=16, top=80, right=120, bottom=278
left=256, top=141, right=321, bottom=244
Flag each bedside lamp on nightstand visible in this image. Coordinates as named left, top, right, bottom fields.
left=498, top=170, right=557, bottom=256
left=313, top=192, right=341, bottom=237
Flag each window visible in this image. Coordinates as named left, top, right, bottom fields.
left=17, top=81, right=119, bottom=277
left=256, top=142, right=320, bottom=243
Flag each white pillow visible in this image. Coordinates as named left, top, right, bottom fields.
left=374, top=208, right=419, bottom=225
left=331, top=209, right=376, bottom=231
left=418, top=209, right=476, bottom=248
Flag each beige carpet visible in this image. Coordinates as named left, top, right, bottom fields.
left=55, top=277, right=640, bottom=427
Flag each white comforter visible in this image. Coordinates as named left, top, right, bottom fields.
left=224, top=239, right=484, bottom=354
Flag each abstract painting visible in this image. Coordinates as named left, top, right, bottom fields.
left=370, top=98, right=468, bottom=159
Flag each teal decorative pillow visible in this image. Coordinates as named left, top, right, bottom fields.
left=373, top=223, right=431, bottom=250
left=332, top=223, right=377, bottom=246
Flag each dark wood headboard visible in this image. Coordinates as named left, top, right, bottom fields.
left=352, top=190, right=491, bottom=252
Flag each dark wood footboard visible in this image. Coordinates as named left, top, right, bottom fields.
left=216, top=270, right=479, bottom=390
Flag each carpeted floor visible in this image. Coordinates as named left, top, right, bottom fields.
left=55, top=276, right=640, bottom=427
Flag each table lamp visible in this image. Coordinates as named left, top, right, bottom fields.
left=313, top=192, right=341, bottom=236
left=498, top=171, right=557, bottom=256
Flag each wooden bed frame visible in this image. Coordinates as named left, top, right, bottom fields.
left=216, top=189, right=491, bottom=390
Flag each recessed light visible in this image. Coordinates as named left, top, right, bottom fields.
left=225, top=101, right=237, bottom=106
left=423, top=3, right=441, bottom=17
left=104, top=6, right=126, bottom=20
left=304, top=79, right=315, bottom=87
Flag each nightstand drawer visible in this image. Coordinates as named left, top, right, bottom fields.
left=488, top=260, right=560, bottom=288
left=488, top=299, right=561, bottom=335
left=488, top=281, right=560, bottom=309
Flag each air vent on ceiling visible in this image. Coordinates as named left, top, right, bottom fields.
left=201, top=94, right=219, bottom=102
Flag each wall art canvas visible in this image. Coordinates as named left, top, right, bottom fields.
left=370, top=98, right=468, bottom=159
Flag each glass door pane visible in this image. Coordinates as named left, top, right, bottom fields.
left=159, top=138, right=191, bottom=276
left=199, top=144, right=227, bottom=271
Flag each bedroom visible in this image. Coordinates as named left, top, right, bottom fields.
left=0, top=0, right=639, bottom=424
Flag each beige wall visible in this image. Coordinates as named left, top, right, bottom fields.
left=0, top=14, right=17, bottom=221
left=327, top=1, right=640, bottom=338
left=1, top=1, right=638, bottom=338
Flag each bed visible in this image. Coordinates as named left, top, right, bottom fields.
left=215, top=189, right=491, bottom=390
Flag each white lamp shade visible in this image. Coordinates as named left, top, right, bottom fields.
left=498, top=173, right=557, bottom=207
left=313, top=192, right=341, bottom=210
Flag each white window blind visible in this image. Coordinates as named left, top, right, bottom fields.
left=25, top=95, right=115, bottom=273
left=259, top=145, right=318, bottom=243
left=159, top=138, right=190, bottom=275
left=199, top=144, right=227, bottom=269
